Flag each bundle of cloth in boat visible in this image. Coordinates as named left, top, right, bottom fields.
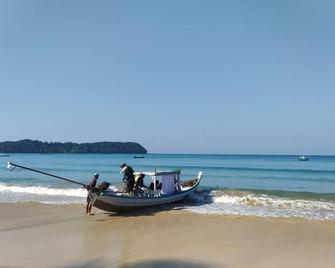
left=98, top=181, right=110, bottom=191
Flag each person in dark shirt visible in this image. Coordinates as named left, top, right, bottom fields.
left=133, top=173, right=146, bottom=196
left=120, top=163, right=135, bottom=194
left=134, top=173, right=146, bottom=188
left=149, top=180, right=161, bottom=190
left=85, top=173, right=99, bottom=216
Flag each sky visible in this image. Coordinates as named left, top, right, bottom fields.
left=0, top=0, right=334, bottom=154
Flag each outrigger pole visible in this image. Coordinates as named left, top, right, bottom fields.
left=7, top=162, right=87, bottom=187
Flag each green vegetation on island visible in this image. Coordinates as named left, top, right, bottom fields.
left=0, top=139, right=147, bottom=154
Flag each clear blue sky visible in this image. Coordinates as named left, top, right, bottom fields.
left=0, top=0, right=334, bottom=154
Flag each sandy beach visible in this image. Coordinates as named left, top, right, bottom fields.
left=0, top=203, right=334, bottom=268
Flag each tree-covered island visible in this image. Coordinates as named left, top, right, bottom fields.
left=0, top=139, right=147, bottom=154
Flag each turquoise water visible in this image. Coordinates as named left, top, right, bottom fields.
left=1, top=154, right=335, bottom=220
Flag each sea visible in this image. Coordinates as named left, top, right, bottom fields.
left=1, top=154, right=335, bottom=220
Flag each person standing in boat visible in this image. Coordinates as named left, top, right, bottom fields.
left=85, top=173, right=99, bottom=216
left=120, top=163, right=135, bottom=194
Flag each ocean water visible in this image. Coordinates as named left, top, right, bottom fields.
left=0, top=154, right=335, bottom=220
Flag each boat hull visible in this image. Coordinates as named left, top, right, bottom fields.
left=92, top=180, right=200, bottom=212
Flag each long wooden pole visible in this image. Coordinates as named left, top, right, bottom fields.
left=7, top=162, right=87, bottom=187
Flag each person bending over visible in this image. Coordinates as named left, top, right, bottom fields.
left=85, top=173, right=99, bottom=216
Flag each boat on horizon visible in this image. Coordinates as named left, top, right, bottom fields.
left=133, top=156, right=145, bottom=159
left=298, top=155, right=309, bottom=161
left=0, top=153, right=10, bottom=157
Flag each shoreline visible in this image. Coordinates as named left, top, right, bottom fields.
left=1, top=203, right=335, bottom=268
left=0, top=201, right=335, bottom=223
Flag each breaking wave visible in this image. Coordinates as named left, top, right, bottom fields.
left=182, top=190, right=335, bottom=220
left=1, top=183, right=335, bottom=220
left=0, top=183, right=86, bottom=204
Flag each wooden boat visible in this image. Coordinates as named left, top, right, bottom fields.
left=7, top=162, right=202, bottom=213
left=90, top=170, right=202, bottom=212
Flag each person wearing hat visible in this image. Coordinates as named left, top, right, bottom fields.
left=85, top=173, right=99, bottom=216
left=120, top=163, right=135, bottom=194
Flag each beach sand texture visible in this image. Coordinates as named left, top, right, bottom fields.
left=0, top=203, right=334, bottom=268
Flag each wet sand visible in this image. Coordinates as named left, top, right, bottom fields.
left=0, top=203, right=334, bottom=268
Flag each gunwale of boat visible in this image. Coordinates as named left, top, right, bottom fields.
left=100, top=177, right=200, bottom=199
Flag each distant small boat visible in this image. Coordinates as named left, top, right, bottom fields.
left=134, top=156, right=145, bottom=159
left=298, top=155, right=309, bottom=161
left=0, top=153, right=10, bottom=157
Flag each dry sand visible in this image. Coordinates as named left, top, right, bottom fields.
left=0, top=203, right=334, bottom=268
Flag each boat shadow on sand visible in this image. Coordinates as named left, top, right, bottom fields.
left=95, top=189, right=214, bottom=220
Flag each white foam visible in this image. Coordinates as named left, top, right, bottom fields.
left=0, top=183, right=86, bottom=197
left=182, top=191, right=335, bottom=220
left=212, top=191, right=335, bottom=211
left=0, top=183, right=86, bottom=204
left=1, top=183, right=335, bottom=220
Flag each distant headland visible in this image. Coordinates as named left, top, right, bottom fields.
left=0, top=139, right=147, bottom=154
